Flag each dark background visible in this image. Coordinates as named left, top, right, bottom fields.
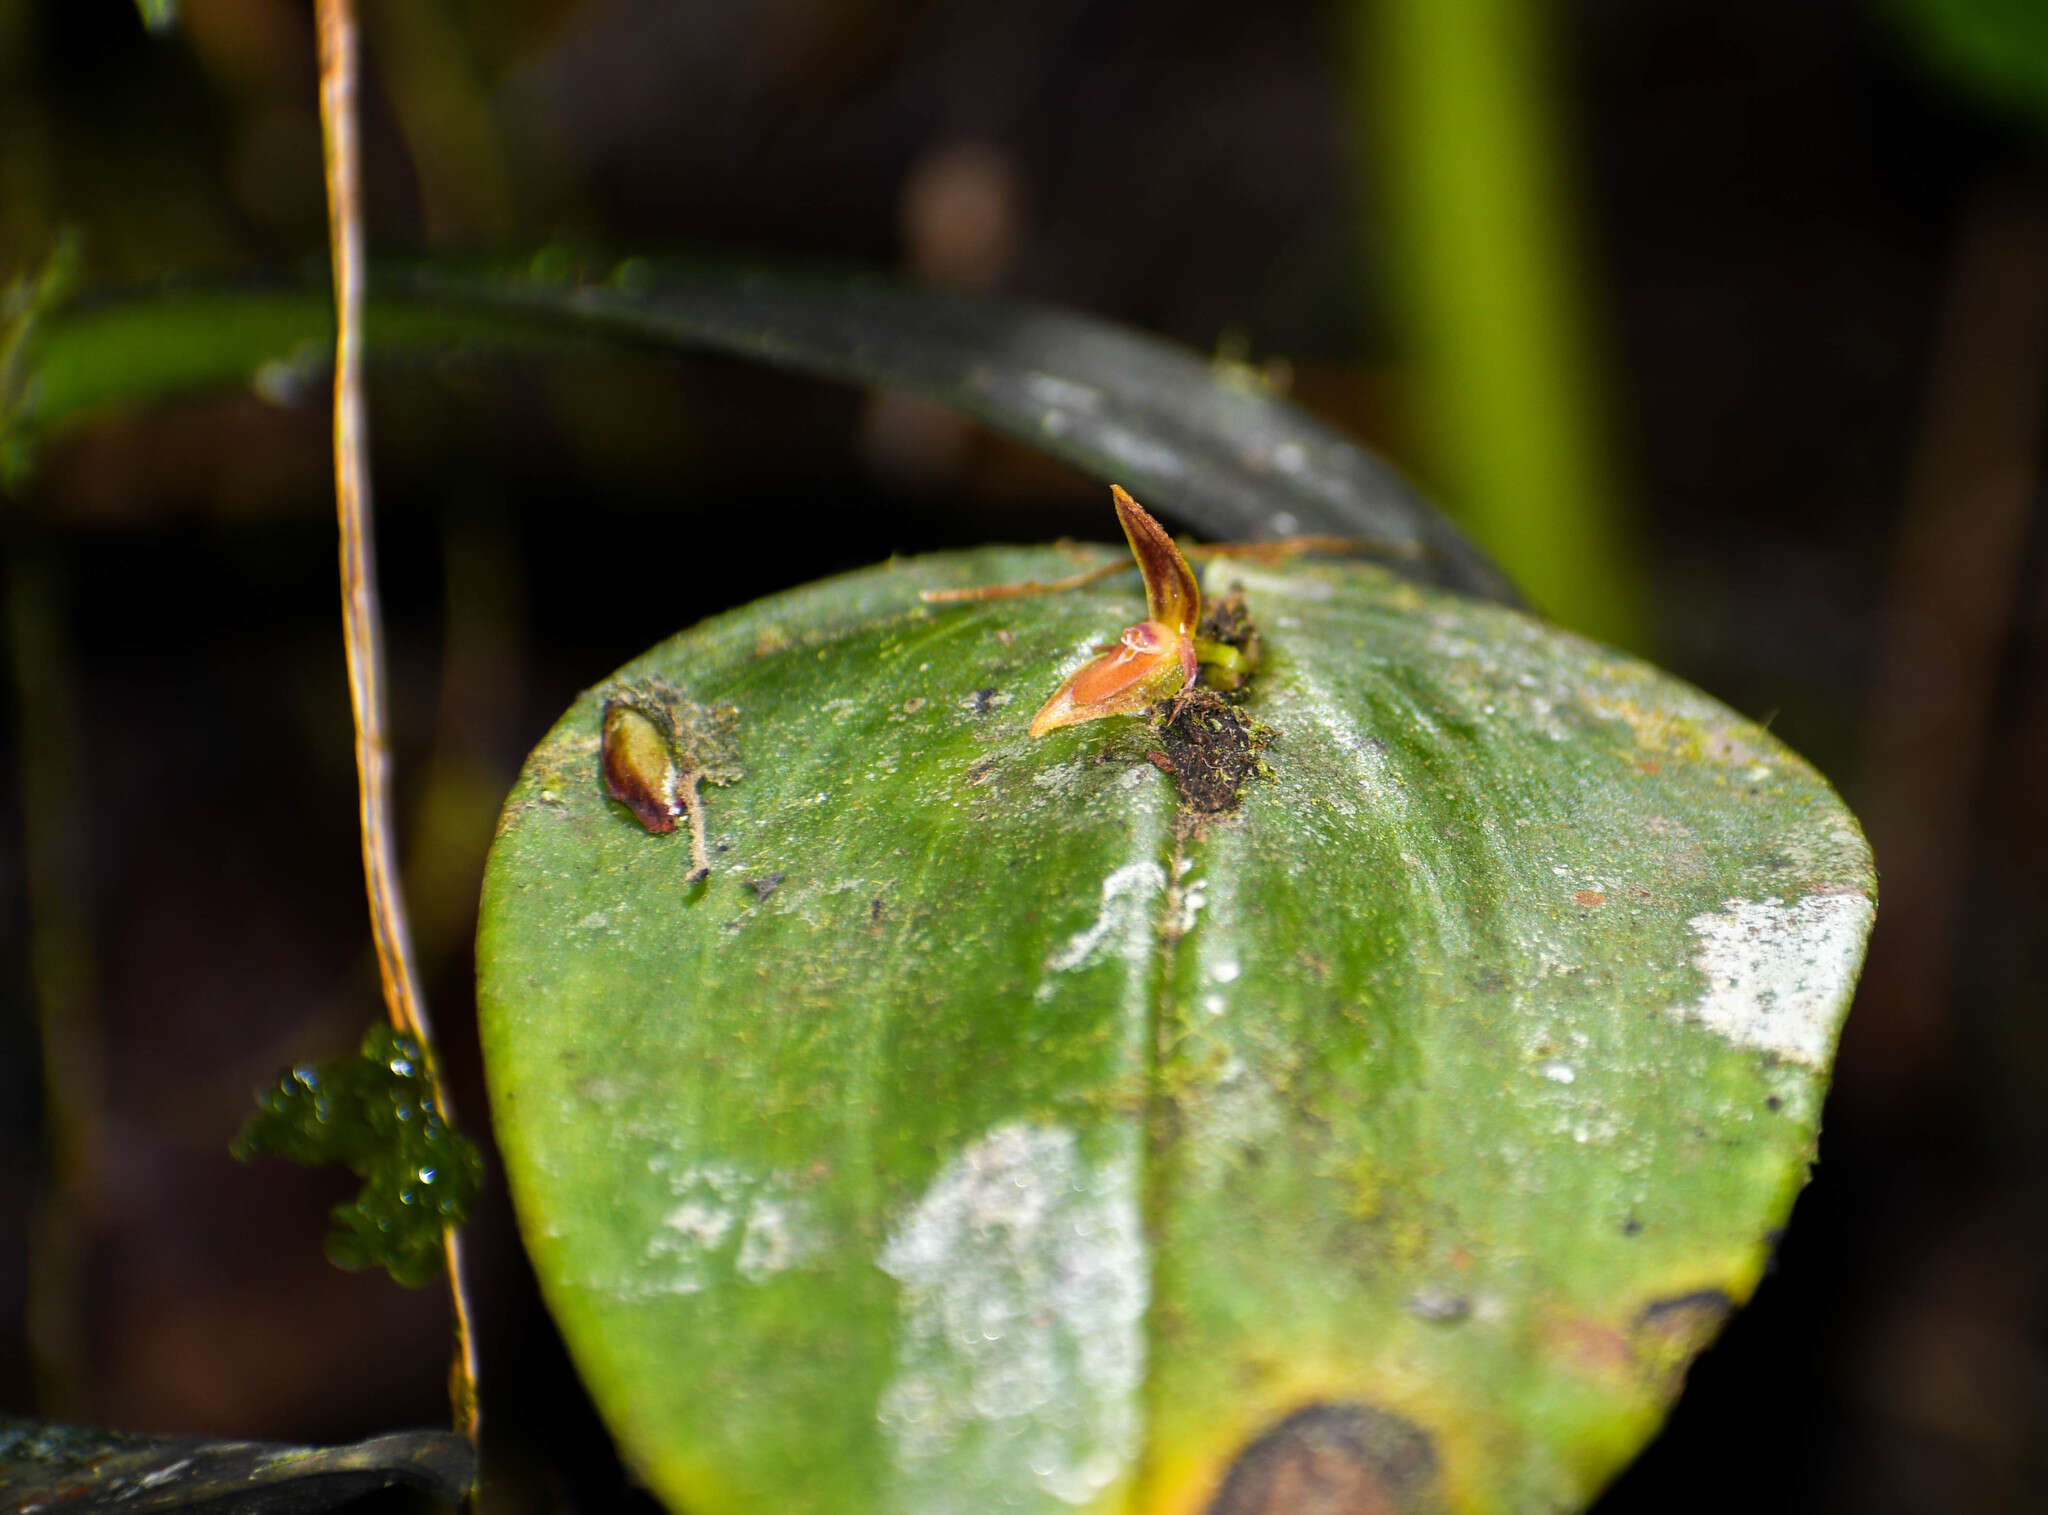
left=2, top=0, right=2045, bottom=1511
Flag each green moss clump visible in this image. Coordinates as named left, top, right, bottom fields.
left=232, top=1023, right=482, bottom=1287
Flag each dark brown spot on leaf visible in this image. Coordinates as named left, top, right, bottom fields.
left=1206, top=1403, right=1442, bottom=1515
left=1632, top=1289, right=1735, bottom=1393
left=745, top=872, right=785, bottom=901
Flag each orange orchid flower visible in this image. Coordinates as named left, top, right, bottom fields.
left=1028, top=486, right=1201, bottom=737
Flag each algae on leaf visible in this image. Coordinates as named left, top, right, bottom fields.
left=477, top=548, right=1872, bottom=1515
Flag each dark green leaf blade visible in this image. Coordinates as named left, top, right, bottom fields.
left=476, top=549, right=1872, bottom=1514
left=5, top=257, right=1511, bottom=601
left=0, top=1416, right=472, bottom=1512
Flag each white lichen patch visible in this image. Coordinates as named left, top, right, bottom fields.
left=1021, top=372, right=1105, bottom=413
left=1166, top=872, right=1208, bottom=938
left=876, top=1123, right=1147, bottom=1511
left=1418, top=625, right=1577, bottom=742
left=1671, top=893, right=1875, bottom=1065
left=1031, top=761, right=1086, bottom=800
left=632, top=1161, right=820, bottom=1298
left=1777, top=819, right=1876, bottom=884
left=734, top=1196, right=809, bottom=1282
left=1090, top=423, right=1187, bottom=478
left=1041, top=861, right=1167, bottom=982
left=1183, top=1054, right=1288, bottom=1177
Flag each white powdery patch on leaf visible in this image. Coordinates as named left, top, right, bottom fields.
left=1041, top=861, right=1166, bottom=983
left=632, top=1161, right=820, bottom=1298
left=876, top=1123, right=1147, bottom=1512
left=1671, top=893, right=1875, bottom=1065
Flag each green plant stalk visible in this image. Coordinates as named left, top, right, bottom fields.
left=1349, top=0, right=1647, bottom=650
left=6, top=547, right=100, bottom=1418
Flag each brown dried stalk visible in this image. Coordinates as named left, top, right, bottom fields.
left=314, top=0, right=480, bottom=1456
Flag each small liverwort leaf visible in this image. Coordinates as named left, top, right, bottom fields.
left=232, top=1024, right=482, bottom=1288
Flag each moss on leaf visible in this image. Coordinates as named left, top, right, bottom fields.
left=232, top=1024, right=482, bottom=1288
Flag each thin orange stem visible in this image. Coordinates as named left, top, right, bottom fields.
left=314, top=0, right=480, bottom=1462
left=919, top=559, right=1129, bottom=603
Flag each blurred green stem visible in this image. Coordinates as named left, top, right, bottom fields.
left=1348, top=0, right=1646, bottom=649
left=363, top=0, right=514, bottom=242
left=131, top=0, right=176, bottom=35
left=6, top=543, right=101, bottom=1417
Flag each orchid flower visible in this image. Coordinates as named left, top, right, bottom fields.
left=1028, top=486, right=1202, bottom=737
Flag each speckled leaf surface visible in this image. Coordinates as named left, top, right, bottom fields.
left=477, top=549, right=1873, bottom=1515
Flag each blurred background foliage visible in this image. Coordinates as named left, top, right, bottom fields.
left=1, top=0, right=2045, bottom=1511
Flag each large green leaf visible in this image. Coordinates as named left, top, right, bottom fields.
left=1, top=256, right=1512, bottom=602
left=477, top=547, right=1872, bottom=1514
